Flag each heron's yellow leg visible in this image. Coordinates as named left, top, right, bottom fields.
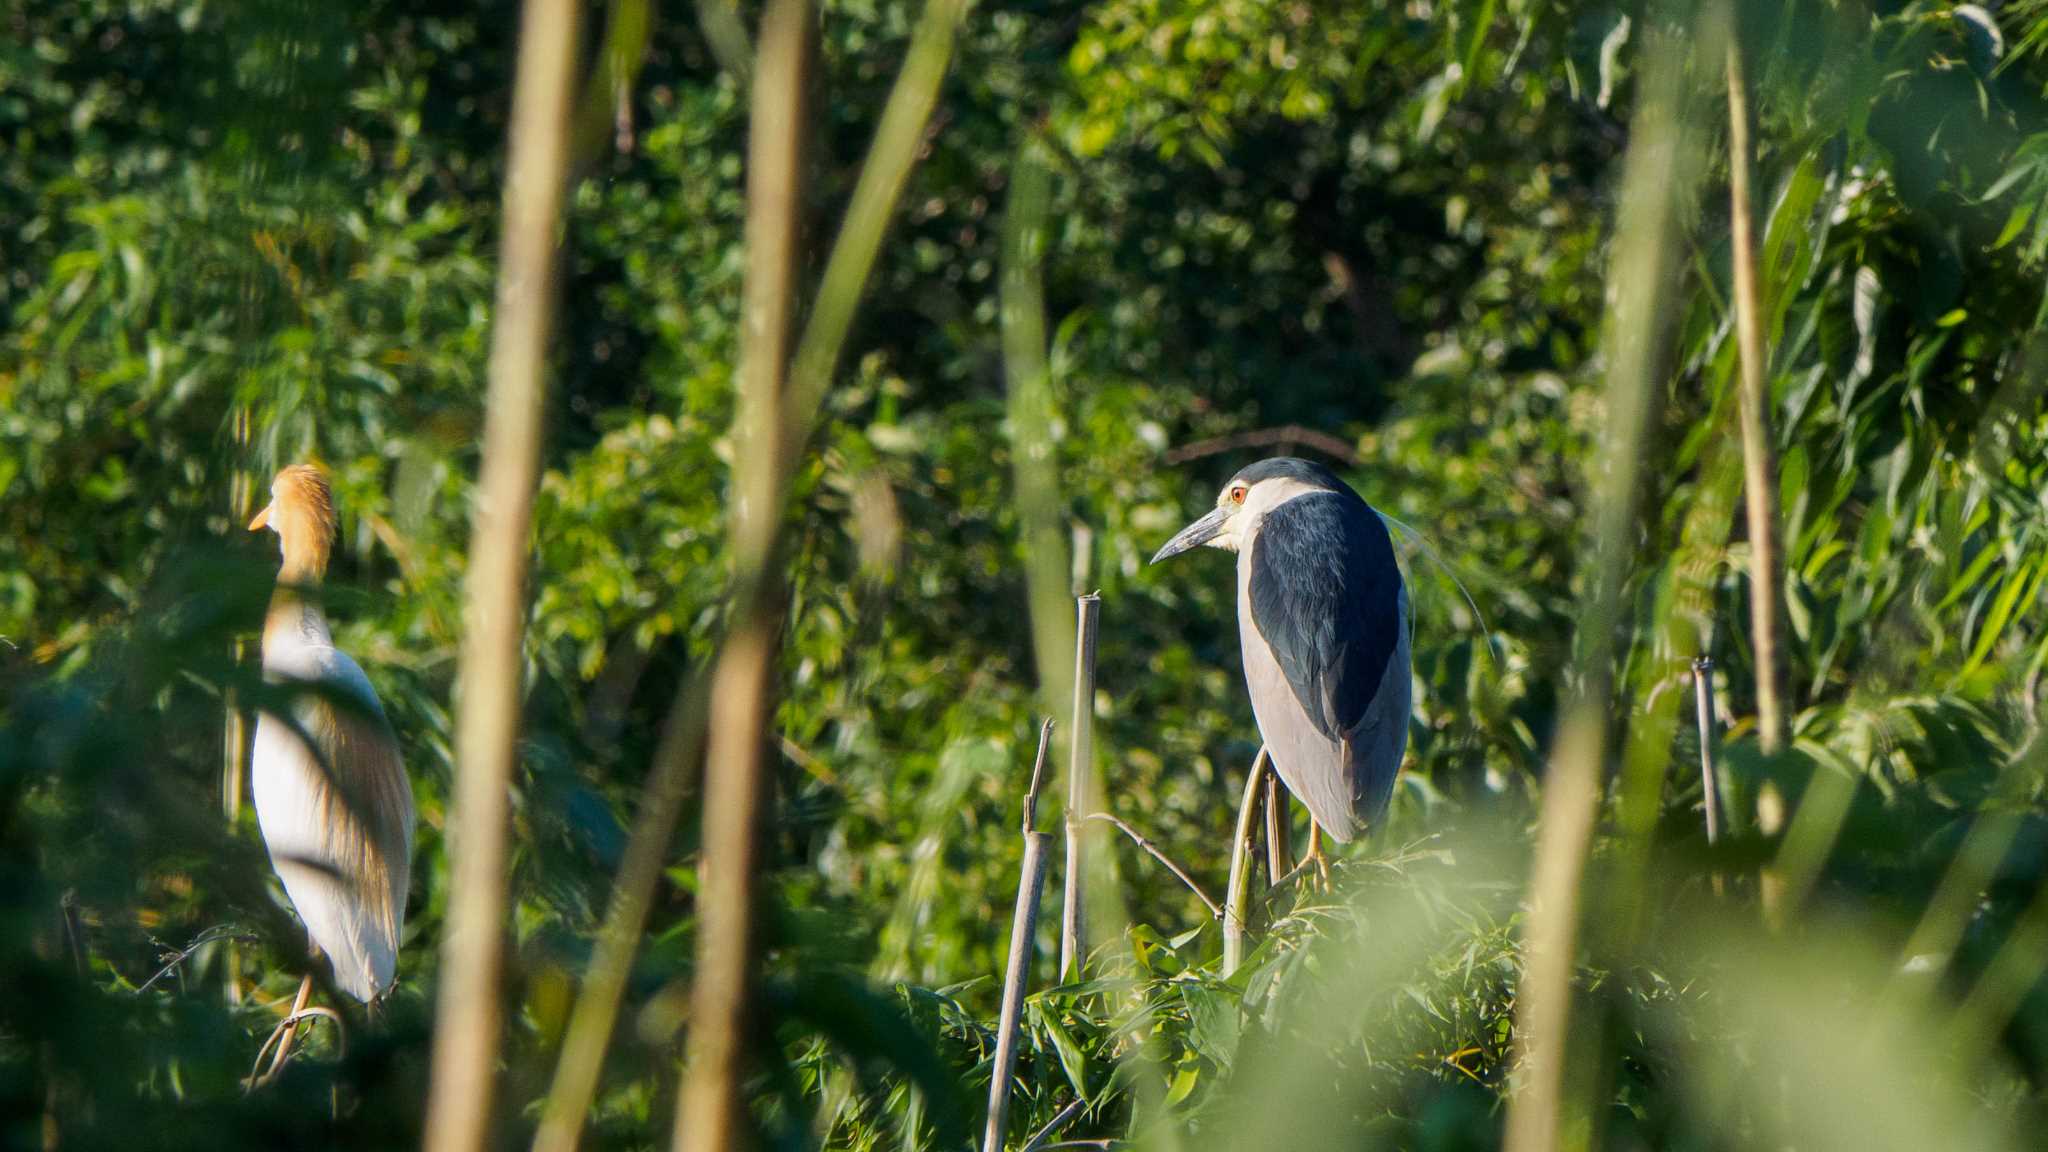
left=1304, top=822, right=1331, bottom=890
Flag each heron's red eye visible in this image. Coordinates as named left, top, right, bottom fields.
left=1229, top=485, right=1247, bottom=504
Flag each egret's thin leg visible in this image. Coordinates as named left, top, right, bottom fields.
left=265, top=973, right=315, bottom=1081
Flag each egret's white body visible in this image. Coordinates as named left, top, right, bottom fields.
left=251, top=464, right=415, bottom=1004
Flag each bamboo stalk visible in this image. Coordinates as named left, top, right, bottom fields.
left=1501, top=23, right=1692, bottom=1152
left=537, top=2, right=969, bottom=1143
left=1223, top=748, right=1270, bottom=977
left=1001, top=131, right=1081, bottom=986
left=1725, top=29, right=1786, bottom=762
left=1060, top=594, right=1100, bottom=981
left=671, top=1, right=807, bottom=1147
left=421, top=2, right=580, bottom=1149
left=1727, top=17, right=1794, bottom=932
left=983, top=720, right=1056, bottom=1152
left=779, top=0, right=970, bottom=463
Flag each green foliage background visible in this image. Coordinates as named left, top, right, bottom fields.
left=9, top=0, right=2048, bottom=1149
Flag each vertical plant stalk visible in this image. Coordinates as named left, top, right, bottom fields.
left=421, top=3, right=580, bottom=1150
left=1727, top=27, right=1792, bottom=929
left=1694, top=657, right=1721, bottom=845
left=223, top=403, right=254, bottom=1006
left=780, top=0, right=969, bottom=461
left=1223, top=748, right=1270, bottom=977
left=536, top=2, right=969, bottom=1145
left=983, top=719, right=1056, bottom=1152
left=1000, top=132, right=1082, bottom=981
left=671, top=1, right=807, bottom=1149
left=531, top=675, right=708, bottom=1152
left=1502, top=24, right=1693, bottom=1152
left=1262, top=772, right=1288, bottom=887
left=1694, top=656, right=1727, bottom=899
left=1726, top=28, right=1786, bottom=756
left=1061, top=594, right=1101, bottom=980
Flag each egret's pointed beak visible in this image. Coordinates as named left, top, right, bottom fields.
left=1150, top=507, right=1231, bottom=564
left=249, top=504, right=273, bottom=531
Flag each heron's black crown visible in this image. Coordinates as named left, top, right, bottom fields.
left=1229, top=456, right=1352, bottom=495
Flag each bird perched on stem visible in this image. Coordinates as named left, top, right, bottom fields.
left=1151, top=457, right=1410, bottom=869
left=246, top=463, right=415, bottom=1081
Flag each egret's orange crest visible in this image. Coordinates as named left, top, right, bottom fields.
left=251, top=463, right=337, bottom=580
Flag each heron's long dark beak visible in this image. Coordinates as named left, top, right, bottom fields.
left=1150, top=507, right=1230, bottom=564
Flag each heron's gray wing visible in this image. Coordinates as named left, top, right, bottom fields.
left=1247, top=491, right=1403, bottom=740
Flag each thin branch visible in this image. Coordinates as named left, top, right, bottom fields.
left=422, top=2, right=581, bottom=1148
left=1019, top=1097, right=1088, bottom=1152
left=133, top=926, right=258, bottom=995
left=1164, top=426, right=1359, bottom=467
left=1086, top=813, right=1220, bottom=920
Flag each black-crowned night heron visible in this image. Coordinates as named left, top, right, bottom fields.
left=1151, top=457, right=1410, bottom=859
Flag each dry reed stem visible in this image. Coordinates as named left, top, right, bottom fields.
left=1725, top=31, right=1786, bottom=762
left=671, top=0, right=807, bottom=1146
left=1694, top=658, right=1722, bottom=845
left=1061, top=594, right=1101, bottom=980
left=1726, top=21, right=1794, bottom=932
left=983, top=720, right=1057, bottom=1152
left=421, top=2, right=580, bottom=1148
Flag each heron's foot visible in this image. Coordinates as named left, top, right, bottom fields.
left=1301, top=824, right=1332, bottom=892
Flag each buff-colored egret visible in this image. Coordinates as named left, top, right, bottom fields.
left=246, top=463, right=415, bottom=1081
